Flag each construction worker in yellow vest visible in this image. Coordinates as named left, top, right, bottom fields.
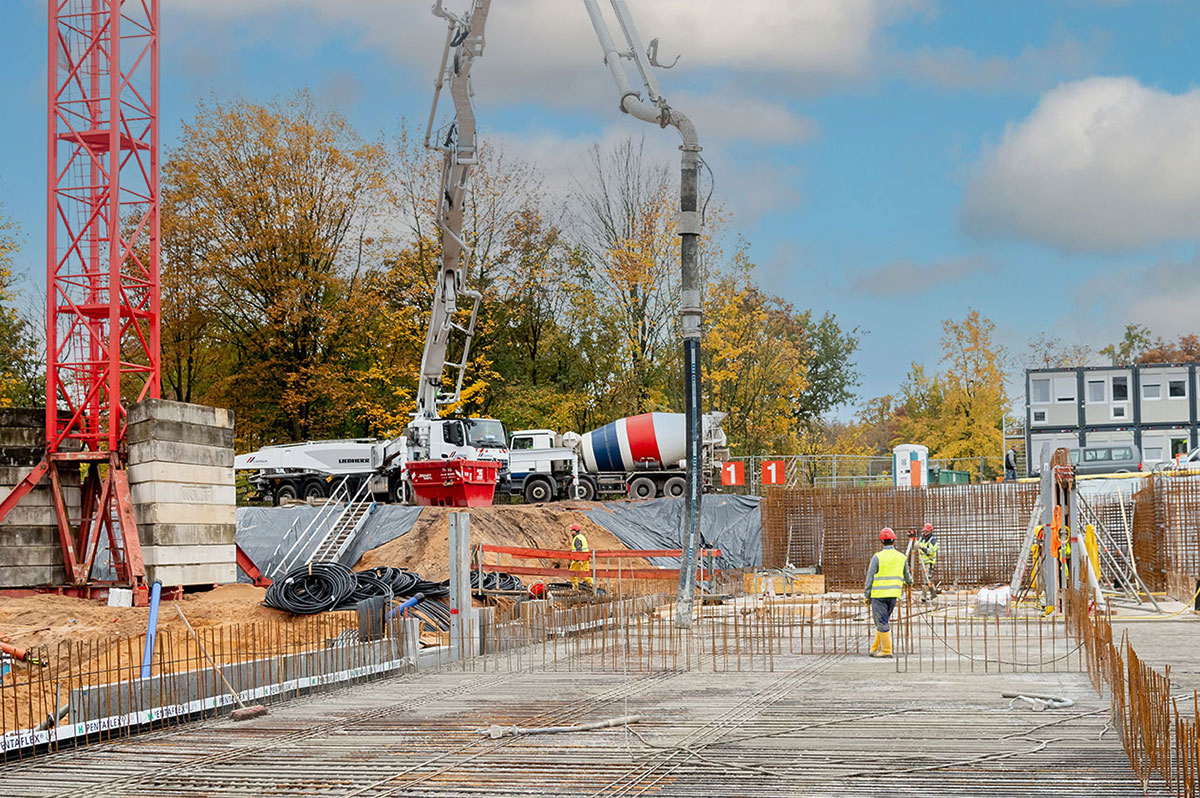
left=568, top=523, right=593, bottom=590
left=916, top=522, right=940, bottom=601
left=863, top=527, right=912, bottom=658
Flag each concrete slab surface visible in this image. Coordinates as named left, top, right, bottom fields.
left=2, top=650, right=1147, bottom=798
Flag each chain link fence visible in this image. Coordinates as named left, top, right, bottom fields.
left=715, top=454, right=1009, bottom=496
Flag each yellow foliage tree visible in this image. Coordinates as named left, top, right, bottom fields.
left=704, top=248, right=810, bottom=453
left=896, top=310, right=1009, bottom=478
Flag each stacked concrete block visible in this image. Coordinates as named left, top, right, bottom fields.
left=0, top=408, right=79, bottom=588
left=127, top=399, right=237, bottom=586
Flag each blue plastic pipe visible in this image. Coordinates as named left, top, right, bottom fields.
left=140, top=580, right=162, bottom=679
left=385, top=592, right=424, bottom=622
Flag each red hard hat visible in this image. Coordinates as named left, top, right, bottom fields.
left=528, top=581, right=546, bottom=597
left=879, top=527, right=896, bottom=543
left=570, top=523, right=582, bottom=532
left=922, top=523, right=933, bottom=532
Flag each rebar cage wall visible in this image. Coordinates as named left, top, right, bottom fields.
left=762, top=483, right=1040, bottom=589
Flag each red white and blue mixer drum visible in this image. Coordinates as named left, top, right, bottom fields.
left=580, top=412, right=687, bottom=473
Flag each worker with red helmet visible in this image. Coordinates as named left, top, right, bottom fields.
left=568, top=523, right=593, bottom=590
left=916, top=522, right=940, bottom=601
left=863, top=527, right=912, bottom=658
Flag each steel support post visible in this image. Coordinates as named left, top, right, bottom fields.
left=675, top=145, right=703, bottom=629
left=448, top=512, right=472, bottom=660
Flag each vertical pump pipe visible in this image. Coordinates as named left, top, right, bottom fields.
left=581, top=0, right=705, bottom=628
left=140, top=579, right=162, bottom=678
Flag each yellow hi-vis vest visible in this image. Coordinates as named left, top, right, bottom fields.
left=871, top=547, right=907, bottom=598
left=571, top=532, right=589, bottom=552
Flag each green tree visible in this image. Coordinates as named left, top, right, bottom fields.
left=1100, top=323, right=1152, bottom=366
left=0, top=215, right=41, bottom=408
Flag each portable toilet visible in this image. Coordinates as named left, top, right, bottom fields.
left=893, top=444, right=929, bottom=489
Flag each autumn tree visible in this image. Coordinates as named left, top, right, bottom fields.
left=1025, top=332, right=1094, bottom=369
left=1137, top=333, right=1200, bottom=364
left=896, top=310, right=1008, bottom=478
left=0, top=213, right=40, bottom=408
left=703, top=250, right=808, bottom=453
left=701, top=244, right=860, bottom=455
left=574, top=139, right=678, bottom=415
left=161, top=92, right=384, bottom=445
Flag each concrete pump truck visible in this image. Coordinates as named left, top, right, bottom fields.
left=236, top=0, right=508, bottom=505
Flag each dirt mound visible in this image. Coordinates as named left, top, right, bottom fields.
left=355, top=502, right=649, bottom=577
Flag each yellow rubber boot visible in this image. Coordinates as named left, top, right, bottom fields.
left=880, top=631, right=894, bottom=658
left=869, top=631, right=881, bottom=655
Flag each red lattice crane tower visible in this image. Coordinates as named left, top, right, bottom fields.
left=0, top=0, right=159, bottom=601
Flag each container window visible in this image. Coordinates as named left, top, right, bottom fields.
left=1112, top=376, right=1129, bottom=401
left=1087, top=380, right=1106, bottom=403
left=1031, top=379, right=1050, bottom=403
left=1111, top=405, right=1127, bottom=419
left=1055, top=377, right=1076, bottom=403
left=1169, top=379, right=1186, bottom=398
left=1143, top=382, right=1162, bottom=400
left=1032, top=410, right=1046, bottom=423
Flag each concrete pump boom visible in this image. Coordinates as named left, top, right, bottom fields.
left=418, top=0, right=492, bottom=421
left=581, top=0, right=705, bottom=628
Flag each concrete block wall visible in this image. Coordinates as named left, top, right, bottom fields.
left=127, top=399, right=237, bottom=586
left=0, top=409, right=79, bottom=588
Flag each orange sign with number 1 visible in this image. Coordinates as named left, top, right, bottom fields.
left=761, top=459, right=786, bottom=486
left=720, top=461, right=745, bottom=486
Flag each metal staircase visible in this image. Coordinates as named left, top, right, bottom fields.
left=306, top=479, right=376, bottom=566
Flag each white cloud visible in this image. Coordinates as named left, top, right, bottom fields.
left=897, top=34, right=1104, bottom=93
left=962, top=77, right=1200, bottom=252
left=173, top=0, right=888, bottom=93
left=673, top=91, right=817, bottom=145
left=850, top=254, right=999, bottom=296
left=490, top=121, right=801, bottom=228
left=1072, top=253, right=1200, bottom=342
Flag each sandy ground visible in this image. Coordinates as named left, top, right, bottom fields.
left=355, top=502, right=651, bottom=578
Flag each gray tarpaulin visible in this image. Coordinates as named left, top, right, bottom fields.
left=236, top=504, right=422, bottom=581
left=234, top=495, right=762, bottom=580
left=583, top=495, right=762, bottom=568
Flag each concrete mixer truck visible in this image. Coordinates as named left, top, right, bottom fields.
left=506, top=412, right=729, bottom=503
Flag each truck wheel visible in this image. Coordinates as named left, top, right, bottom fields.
left=388, top=477, right=406, bottom=505
left=303, top=480, right=328, bottom=502
left=629, top=476, right=656, bottom=500
left=524, top=478, right=553, bottom=504
left=274, top=482, right=298, bottom=505
left=573, top=479, right=597, bottom=501
left=664, top=476, right=686, bottom=498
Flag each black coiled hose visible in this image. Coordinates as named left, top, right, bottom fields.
left=334, top=570, right=394, bottom=610
left=465, top=571, right=525, bottom=591
left=264, top=562, right=358, bottom=615
left=359, top=566, right=422, bottom=597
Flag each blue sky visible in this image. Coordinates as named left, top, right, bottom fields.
left=4, top=0, right=1200, bottom=418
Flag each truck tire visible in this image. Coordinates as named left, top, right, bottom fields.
left=629, top=476, right=656, bottom=500
left=388, top=477, right=406, bottom=505
left=664, top=476, right=686, bottom=498
left=303, top=479, right=328, bottom=502
left=573, top=479, right=597, bottom=501
left=274, top=482, right=298, bottom=505
left=524, top=477, right=554, bottom=504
